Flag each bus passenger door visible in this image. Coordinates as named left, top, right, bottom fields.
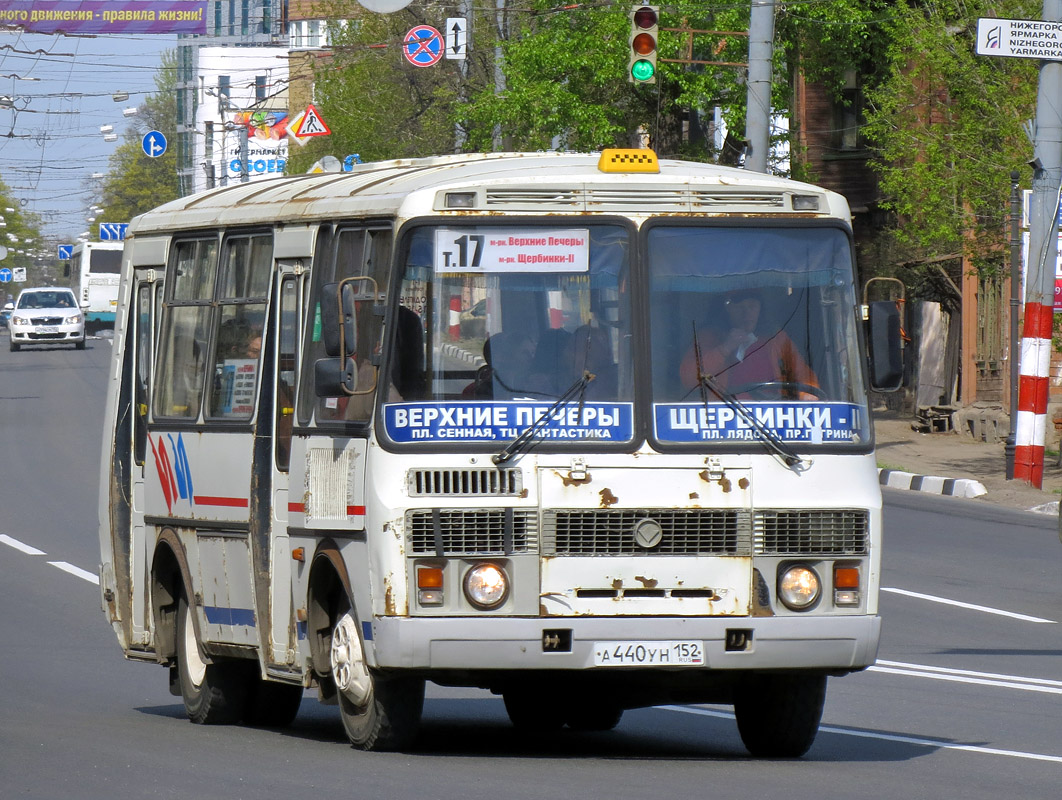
left=260, top=268, right=302, bottom=667
left=127, top=276, right=159, bottom=646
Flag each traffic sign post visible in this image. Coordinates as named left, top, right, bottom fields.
left=12, top=267, right=25, bottom=283
left=403, top=25, right=444, bottom=67
left=976, top=18, right=1062, bottom=60
left=0, top=267, right=11, bottom=283
left=100, top=223, right=129, bottom=241
left=445, top=18, right=467, bottom=60
left=58, top=245, right=73, bottom=260
left=142, top=130, right=168, bottom=158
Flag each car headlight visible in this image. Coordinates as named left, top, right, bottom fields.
left=12, top=316, right=27, bottom=325
left=463, top=563, right=509, bottom=609
left=778, top=565, right=821, bottom=610
left=64, top=314, right=81, bottom=324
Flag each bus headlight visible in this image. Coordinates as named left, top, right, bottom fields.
left=463, top=563, right=509, bottom=609
left=778, top=565, right=821, bottom=610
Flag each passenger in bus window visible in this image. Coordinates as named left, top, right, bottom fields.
left=679, top=287, right=819, bottom=400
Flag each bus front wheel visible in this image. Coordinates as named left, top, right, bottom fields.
left=176, top=593, right=247, bottom=724
left=733, top=673, right=827, bottom=758
left=330, top=599, right=424, bottom=751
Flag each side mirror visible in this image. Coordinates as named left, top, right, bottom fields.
left=866, top=301, right=903, bottom=392
left=314, top=357, right=358, bottom=397
left=320, top=281, right=357, bottom=358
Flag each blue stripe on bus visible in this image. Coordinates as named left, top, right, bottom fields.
left=297, top=620, right=307, bottom=640
left=85, top=312, right=116, bottom=322
left=203, top=606, right=256, bottom=627
left=362, top=621, right=373, bottom=641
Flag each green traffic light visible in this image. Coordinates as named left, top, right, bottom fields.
left=631, top=59, right=655, bottom=82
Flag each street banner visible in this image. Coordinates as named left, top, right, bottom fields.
left=0, top=1, right=207, bottom=35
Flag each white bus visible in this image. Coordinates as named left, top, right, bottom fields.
left=70, top=240, right=123, bottom=330
left=98, top=150, right=901, bottom=756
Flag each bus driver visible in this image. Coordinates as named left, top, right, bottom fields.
left=678, top=287, right=819, bottom=400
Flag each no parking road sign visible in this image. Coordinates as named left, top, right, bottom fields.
left=403, top=25, right=444, bottom=67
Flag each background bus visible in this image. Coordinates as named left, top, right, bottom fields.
left=69, top=241, right=122, bottom=331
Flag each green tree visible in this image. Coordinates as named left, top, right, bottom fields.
left=287, top=5, right=471, bottom=173
left=861, top=1, right=1039, bottom=277
left=0, top=174, right=47, bottom=280
left=94, top=50, right=180, bottom=229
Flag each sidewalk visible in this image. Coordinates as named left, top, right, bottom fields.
left=873, top=410, right=1062, bottom=514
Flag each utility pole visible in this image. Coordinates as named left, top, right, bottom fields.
left=744, top=0, right=775, bottom=173
left=1015, top=0, right=1062, bottom=488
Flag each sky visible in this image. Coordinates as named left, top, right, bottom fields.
left=0, top=27, right=175, bottom=244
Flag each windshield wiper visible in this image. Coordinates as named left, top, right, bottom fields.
left=691, top=325, right=805, bottom=469
left=492, top=370, right=596, bottom=465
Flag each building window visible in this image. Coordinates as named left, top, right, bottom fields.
left=837, top=69, right=863, bottom=152
left=214, top=0, right=222, bottom=35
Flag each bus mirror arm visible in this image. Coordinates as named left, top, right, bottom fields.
left=314, top=357, right=358, bottom=396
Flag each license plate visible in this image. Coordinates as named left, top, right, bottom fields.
left=37, top=327, right=58, bottom=334
left=593, top=640, right=704, bottom=667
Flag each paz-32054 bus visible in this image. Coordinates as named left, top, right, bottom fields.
left=98, top=149, right=900, bottom=756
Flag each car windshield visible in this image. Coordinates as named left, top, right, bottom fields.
left=647, top=225, right=871, bottom=447
left=18, top=291, right=74, bottom=309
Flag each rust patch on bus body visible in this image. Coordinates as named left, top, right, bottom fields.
left=599, top=487, right=618, bottom=507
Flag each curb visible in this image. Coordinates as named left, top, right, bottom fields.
left=877, top=468, right=987, bottom=499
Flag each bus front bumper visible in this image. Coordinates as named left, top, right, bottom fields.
left=368, top=614, right=881, bottom=673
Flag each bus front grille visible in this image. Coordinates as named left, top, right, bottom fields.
left=753, top=510, right=869, bottom=555
left=407, top=509, right=537, bottom=555
left=542, top=509, right=751, bottom=556
left=407, top=468, right=523, bottom=497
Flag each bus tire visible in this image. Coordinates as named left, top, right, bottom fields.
left=330, top=597, right=423, bottom=750
left=503, top=690, right=566, bottom=732
left=733, top=673, right=827, bottom=758
left=243, top=676, right=303, bottom=728
left=176, top=593, right=247, bottom=725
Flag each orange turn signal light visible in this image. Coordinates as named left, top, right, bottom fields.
left=834, top=566, right=859, bottom=589
left=418, top=567, right=444, bottom=589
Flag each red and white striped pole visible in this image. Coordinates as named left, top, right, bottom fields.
left=449, top=295, right=461, bottom=340
left=1014, top=301, right=1053, bottom=487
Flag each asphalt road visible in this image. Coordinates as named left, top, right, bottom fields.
left=1, top=335, right=1060, bottom=799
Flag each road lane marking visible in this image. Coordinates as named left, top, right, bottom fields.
left=876, top=659, right=1062, bottom=689
left=870, top=664, right=1062, bottom=695
left=662, top=705, right=1062, bottom=763
left=0, top=533, right=46, bottom=556
left=882, top=587, right=1056, bottom=623
left=48, top=561, right=99, bottom=585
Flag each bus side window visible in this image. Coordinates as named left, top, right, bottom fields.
left=275, top=277, right=298, bottom=469
left=154, top=238, right=217, bottom=420
left=133, top=282, right=154, bottom=465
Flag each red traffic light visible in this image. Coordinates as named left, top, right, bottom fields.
left=633, top=6, right=657, bottom=29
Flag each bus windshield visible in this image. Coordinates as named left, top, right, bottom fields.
left=647, top=224, right=870, bottom=447
left=387, top=223, right=633, bottom=446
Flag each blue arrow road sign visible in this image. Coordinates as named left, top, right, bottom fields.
left=0, top=268, right=11, bottom=283
left=99, top=223, right=129, bottom=241
left=58, top=245, right=73, bottom=260
left=142, top=130, right=167, bottom=158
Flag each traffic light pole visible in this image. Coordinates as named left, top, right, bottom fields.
left=744, top=0, right=775, bottom=173
left=1015, top=0, right=1062, bottom=488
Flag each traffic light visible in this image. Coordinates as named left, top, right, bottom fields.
left=628, top=5, right=658, bottom=84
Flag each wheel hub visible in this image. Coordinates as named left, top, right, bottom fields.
left=330, top=611, right=371, bottom=705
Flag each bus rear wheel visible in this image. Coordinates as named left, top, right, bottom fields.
left=176, top=593, right=248, bottom=724
left=733, top=673, right=827, bottom=758
left=330, top=599, right=423, bottom=751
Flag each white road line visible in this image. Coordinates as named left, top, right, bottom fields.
left=876, top=659, right=1062, bottom=689
left=47, top=561, right=99, bottom=585
left=882, top=587, right=1056, bottom=624
left=870, top=665, right=1062, bottom=695
left=661, top=705, right=1062, bottom=763
left=0, top=533, right=46, bottom=556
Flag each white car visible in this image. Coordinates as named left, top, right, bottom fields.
left=9, top=287, right=86, bottom=351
